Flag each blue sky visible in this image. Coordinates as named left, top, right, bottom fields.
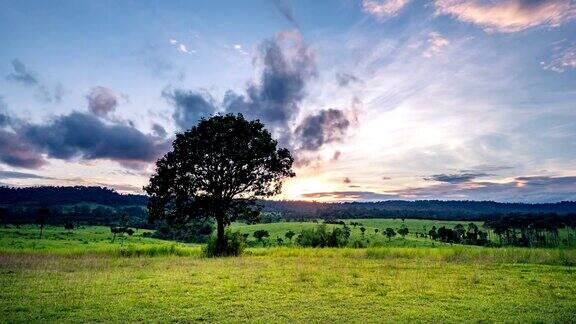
left=0, top=0, right=575, bottom=202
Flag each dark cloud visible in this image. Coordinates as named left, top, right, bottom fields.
left=0, top=96, right=9, bottom=127
left=343, top=177, right=352, bottom=184
left=6, top=59, right=38, bottom=85
left=87, top=86, right=119, bottom=117
left=382, top=176, right=392, bottom=180
left=164, top=31, right=353, bottom=160
left=152, top=123, right=168, bottom=137
left=296, top=108, right=351, bottom=150
left=335, top=72, right=360, bottom=87
left=0, top=170, right=52, bottom=180
left=20, top=112, right=170, bottom=168
left=224, top=31, right=316, bottom=130
left=424, top=172, right=490, bottom=183
left=163, top=89, right=217, bottom=130
left=301, top=191, right=398, bottom=200
left=5, top=59, right=63, bottom=103
left=0, top=130, right=46, bottom=168
left=331, top=151, right=342, bottom=161
left=272, top=0, right=299, bottom=27
left=398, top=176, right=576, bottom=203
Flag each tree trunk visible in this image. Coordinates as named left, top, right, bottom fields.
left=216, top=218, right=225, bottom=255
left=39, top=225, right=44, bottom=239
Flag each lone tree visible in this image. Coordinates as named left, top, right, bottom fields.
left=253, top=229, right=270, bottom=244
left=398, top=224, right=409, bottom=239
left=145, top=114, right=294, bottom=256
left=384, top=227, right=396, bottom=241
left=36, top=207, right=50, bottom=239
left=285, top=230, right=296, bottom=242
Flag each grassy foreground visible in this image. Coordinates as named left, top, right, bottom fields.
left=1, top=225, right=575, bottom=322
left=1, top=247, right=575, bottom=322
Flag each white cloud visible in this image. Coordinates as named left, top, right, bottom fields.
left=542, top=43, right=576, bottom=73
left=168, top=38, right=195, bottom=54
left=361, top=0, right=410, bottom=19
left=434, top=0, right=576, bottom=33
left=423, top=32, right=450, bottom=57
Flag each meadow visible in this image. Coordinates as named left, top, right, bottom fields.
left=1, top=223, right=575, bottom=322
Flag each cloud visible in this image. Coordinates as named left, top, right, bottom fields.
left=231, top=44, right=249, bottom=56
left=343, top=177, right=352, bottom=184
left=0, top=130, right=46, bottom=168
left=0, top=97, right=9, bottom=127
left=152, top=123, right=168, bottom=137
left=5, top=59, right=63, bottom=103
left=434, top=0, right=576, bottom=33
left=542, top=42, right=576, bottom=73
left=164, top=31, right=352, bottom=162
left=0, top=170, right=52, bottom=180
left=224, top=31, right=316, bottom=131
left=361, top=0, right=411, bottom=19
left=86, top=86, right=120, bottom=117
left=423, top=32, right=450, bottom=57
left=6, top=59, right=38, bottom=86
left=424, top=172, right=490, bottom=183
left=163, top=89, right=218, bottom=130
left=18, top=112, right=170, bottom=168
left=272, top=0, right=299, bottom=27
left=295, top=108, right=351, bottom=150
left=169, top=39, right=195, bottom=54
left=398, top=176, right=576, bottom=202
left=301, top=190, right=398, bottom=200
left=331, top=151, right=342, bottom=161
left=335, top=72, right=360, bottom=87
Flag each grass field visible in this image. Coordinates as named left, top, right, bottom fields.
left=1, top=223, right=575, bottom=322
left=231, top=219, right=479, bottom=247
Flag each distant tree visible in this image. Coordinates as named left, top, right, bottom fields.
left=374, top=228, right=379, bottom=234
left=454, top=224, right=466, bottom=242
left=285, top=230, right=296, bottom=242
left=428, top=226, right=438, bottom=240
left=360, top=226, right=366, bottom=237
left=64, top=222, right=75, bottom=231
left=145, top=114, right=294, bottom=256
left=398, top=224, right=409, bottom=239
left=385, top=227, right=396, bottom=241
left=276, top=237, right=284, bottom=246
left=253, top=229, right=270, bottom=244
left=36, top=207, right=50, bottom=239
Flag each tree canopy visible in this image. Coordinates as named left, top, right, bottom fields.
left=144, top=114, right=294, bottom=255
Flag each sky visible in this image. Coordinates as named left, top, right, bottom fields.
left=0, top=0, right=575, bottom=203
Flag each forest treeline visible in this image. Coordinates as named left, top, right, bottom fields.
left=1, top=186, right=575, bottom=223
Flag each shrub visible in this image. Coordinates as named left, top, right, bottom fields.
left=203, top=229, right=246, bottom=257
left=296, top=224, right=349, bottom=248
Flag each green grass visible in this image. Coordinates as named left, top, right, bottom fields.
left=1, top=224, right=575, bottom=322
left=1, top=248, right=575, bottom=322
left=0, top=225, right=198, bottom=256
left=231, top=219, right=469, bottom=247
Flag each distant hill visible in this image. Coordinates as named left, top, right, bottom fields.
left=1, top=186, right=575, bottom=223
left=0, top=186, right=147, bottom=207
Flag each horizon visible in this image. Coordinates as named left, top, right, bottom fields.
left=2, top=184, right=576, bottom=205
left=1, top=0, right=575, bottom=203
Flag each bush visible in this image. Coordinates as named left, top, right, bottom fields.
left=203, top=229, right=246, bottom=257
left=151, top=219, right=214, bottom=243
left=296, top=224, right=349, bottom=248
